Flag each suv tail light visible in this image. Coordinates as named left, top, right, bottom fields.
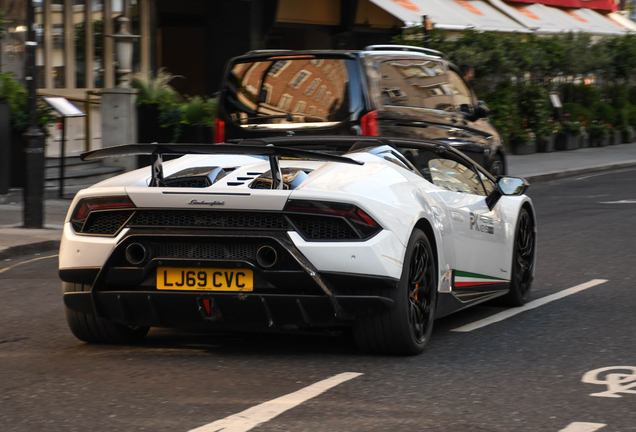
left=71, top=196, right=135, bottom=233
left=360, top=110, right=378, bottom=136
left=284, top=199, right=382, bottom=240
left=213, top=118, right=225, bottom=143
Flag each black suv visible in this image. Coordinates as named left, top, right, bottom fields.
left=215, top=45, right=505, bottom=176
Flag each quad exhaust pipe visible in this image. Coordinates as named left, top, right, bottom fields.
left=125, top=242, right=277, bottom=268
left=256, top=245, right=278, bottom=268
left=125, top=243, right=148, bottom=265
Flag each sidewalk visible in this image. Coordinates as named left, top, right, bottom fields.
left=2, top=142, right=636, bottom=259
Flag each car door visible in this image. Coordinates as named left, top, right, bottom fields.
left=426, top=155, right=510, bottom=299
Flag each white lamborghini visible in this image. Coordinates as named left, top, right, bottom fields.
left=59, top=136, right=536, bottom=355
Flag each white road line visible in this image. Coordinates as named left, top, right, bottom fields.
left=188, top=372, right=363, bottom=432
left=451, top=279, right=608, bottom=333
left=558, top=422, right=606, bottom=432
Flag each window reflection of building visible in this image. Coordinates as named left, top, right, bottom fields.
left=379, top=60, right=473, bottom=114
left=232, top=58, right=349, bottom=121
left=429, top=159, right=485, bottom=195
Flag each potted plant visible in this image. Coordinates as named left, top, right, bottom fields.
left=132, top=68, right=184, bottom=144
left=591, top=102, right=616, bottom=146
left=508, top=126, right=537, bottom=155
left=178, top=95, right=216, bottom=143
left=518, top=85, right=551, bottom=153
left=0, top=73, right=55, bottom=188
left=588, top=121, right=609, bottom=147
left=555, top=117, right=581, bottom=150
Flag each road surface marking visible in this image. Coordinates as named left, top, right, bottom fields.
left=599, top=200, right=636, bottom=204
left=559, top=422, right=606, bottom=432
left=451, top=279, right=608, bottom=332
left=582, top=366, right=636, bottom=398
left=0, top=254, right=58, bottom=275
left=188, top=372, right=363, bottom=432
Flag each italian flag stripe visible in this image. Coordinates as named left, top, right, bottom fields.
left=455, top=271, right=508, bottom=281
left=454, top=270, right=509, bottom=288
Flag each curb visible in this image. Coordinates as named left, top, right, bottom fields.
left=520, top=161, right=636, bottom=184
left=0, top=240, right=61, bottom=260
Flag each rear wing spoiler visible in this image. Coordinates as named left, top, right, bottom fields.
left=81, top=143, right=363, bottom=188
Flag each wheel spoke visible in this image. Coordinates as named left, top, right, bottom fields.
left=407, top=238, right=436, bottom=343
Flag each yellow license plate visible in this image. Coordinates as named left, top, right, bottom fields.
left=157, top=267, right=253, bottom=291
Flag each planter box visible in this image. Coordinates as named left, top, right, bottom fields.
left=555, top=133, right=579, bottom=151
left=178, top=125, right=212, bottom=144
left=510, top=138, right=537, bottom=155
left=579, top=135, right=590, bottom=149
left=537, top=134, right=556, bottom=153
left=622, top=128, right=635, bottom=144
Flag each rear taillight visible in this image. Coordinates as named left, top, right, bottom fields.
left=360, top=110, right=378, bottom=136
left=71, top=196, right=135, bottom=233
left=284, top=199, right=382, bottom=239
left=214, top=118, right=225, bottom=143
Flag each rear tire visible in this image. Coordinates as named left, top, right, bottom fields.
left=353, top=229, right=437, bottom=355
left=63, top=282, right=149, bottom=344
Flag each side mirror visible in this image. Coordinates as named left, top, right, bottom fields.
left=475, top=100, right=490, bottom=119
left=486, top=176, right=529, bottom=210
left=498, top=176, right=528, bottom=196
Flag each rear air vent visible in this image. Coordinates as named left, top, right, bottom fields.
left=249, top=168, right=311, bottom=190
left=163, top=166, right=226, bottom=188
left=129, top=210, right=291, bottom=229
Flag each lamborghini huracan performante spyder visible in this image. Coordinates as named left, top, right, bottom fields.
left=59, top=136, right=536, bottom=355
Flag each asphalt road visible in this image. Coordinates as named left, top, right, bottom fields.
left=1, top=168, right=636, bottom=432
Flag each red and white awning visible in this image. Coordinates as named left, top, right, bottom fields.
left=367, top=0, right=632, bottom=35
left=367, top=0, right=531, bottom=32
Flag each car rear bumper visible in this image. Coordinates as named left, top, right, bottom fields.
left=64, top=290, right=395, bottom=330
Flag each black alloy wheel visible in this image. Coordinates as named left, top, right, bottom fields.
left=501, top=208, right=535, bottom=306
left=407, top=238, right=436, bottom=344
left=353, top=228, right=437, bottom=355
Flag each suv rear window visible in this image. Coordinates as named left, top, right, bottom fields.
left=222, top=58, right=353, bottom=129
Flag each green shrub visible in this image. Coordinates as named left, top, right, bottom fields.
left=483, top=82, right=518, bottom=146
left=588, top=122, right=609, bottom=141
left=591, top=101, right=616, bottom=125
left=607, top=85, right=628, bottom=109
left=518, top=85, right=551, bottom=142
left=132, top=68, right=182, bottom=110
left=626, top=103, right=636, bottom=127
left=0, top=72, right=55, bottom=134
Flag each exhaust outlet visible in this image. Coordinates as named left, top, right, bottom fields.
left=256, top=245, right=278, bottom=268
left=125, top=243, right=148, bottom=265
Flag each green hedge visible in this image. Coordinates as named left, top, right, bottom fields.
left=396, top=28, right=636, bottom=146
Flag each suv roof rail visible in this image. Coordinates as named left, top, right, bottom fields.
left=363, top=45, right=447, bottom=58
left=245, top=49, right=293, bottom=55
